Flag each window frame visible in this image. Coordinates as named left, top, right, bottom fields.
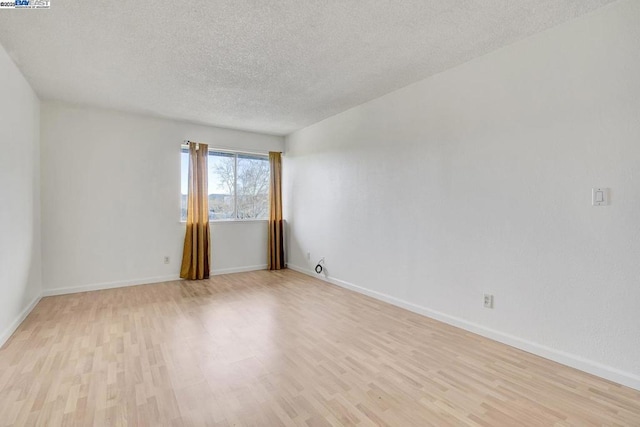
left=180, top=145, right=270, bottom=223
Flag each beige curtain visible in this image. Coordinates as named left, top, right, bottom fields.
left=180, top=142, right=210, bottom=279
left=268, top=151, right=285, bottom=270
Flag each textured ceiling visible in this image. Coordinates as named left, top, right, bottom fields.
left=0, top=0, right=616, bottom=135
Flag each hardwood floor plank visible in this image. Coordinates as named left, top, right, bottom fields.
left=0, top=269, right=639, bottom=426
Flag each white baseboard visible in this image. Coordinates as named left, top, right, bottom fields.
left=40, top=264, right=268, bottom=297
left=42, top=274, right=182, bottom=297
left=0, top=294, right=42, bottom=349
left=41, top=265, right=268, bottom=296
left=212, top=264, right=267, bottom=275
left=287, top=264, right=640, bottom=392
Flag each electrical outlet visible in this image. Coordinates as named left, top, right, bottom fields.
left=164, top=256, right=170, bottom=264
left=483, top=294, right=494, bottom=309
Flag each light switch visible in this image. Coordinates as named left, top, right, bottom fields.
left=595, top=191, right=604, bottom=202
left=592, top=188, right=609, bottom=206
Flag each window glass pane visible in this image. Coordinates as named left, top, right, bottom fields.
left=180, top=148, right=189, bottom=221
left=208, top=151, right=235, bottom=220
left=181, top=148, right=269, bottom=221
left=236, top=154, right=269, bottom=219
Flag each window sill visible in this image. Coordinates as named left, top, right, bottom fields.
left=179, top=219, right=268, bottom=224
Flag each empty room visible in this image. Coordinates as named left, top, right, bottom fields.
left=1, top=0, right=639, bottom=425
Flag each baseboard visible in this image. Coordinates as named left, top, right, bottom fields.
left=212, top=264, right=267, bottom=275
left=41, top=265, right=268, bottom=296
left=0, top=294, right=42, bottom=349
left=42, top=274, right=182, bottom=297
left=287, top=263, right=640, bottom=392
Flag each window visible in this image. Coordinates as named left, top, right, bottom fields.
left=181, top=147, right=269, bottom=221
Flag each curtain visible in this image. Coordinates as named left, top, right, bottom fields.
left=268, top=151, right=285, bottom=270
left=180, top=142, right=210, bottom=279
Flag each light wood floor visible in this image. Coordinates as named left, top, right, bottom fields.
left=1, top=270, right=639, bottom=426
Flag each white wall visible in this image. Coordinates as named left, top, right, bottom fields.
left=284, top=0, right=640, bottom=389
left=41, top=103, right=283, bottom=295
left=0, top=43, right=42, bottom=346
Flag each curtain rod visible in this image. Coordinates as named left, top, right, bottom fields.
left=183, top=140, right=281, bottom=156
